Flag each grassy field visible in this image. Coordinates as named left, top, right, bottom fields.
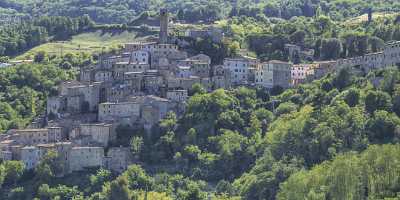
left=343, top=12, right=398, bottom=26
left=15, top=30, right=155, bottom=60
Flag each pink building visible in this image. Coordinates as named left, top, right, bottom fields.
left=291, top=64, right=315, bottom=85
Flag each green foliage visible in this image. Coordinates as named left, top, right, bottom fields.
left=0, top=16, right=93, bottom=57
left=0, top=62, right=75, bottom=133
left=365, top=90, right=392, bottom=114
left=3, top=161, right=25, bottom=186
left=122, top=165, right=154, bottom=191
left=35, top=151, right=65, bottom=184
left=89, top=169, right=113, bottom=193
left=277, top=144, right=400, bottom=200
left=37, top=184, right=82, bottom=200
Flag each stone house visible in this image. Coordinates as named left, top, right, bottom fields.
left=224, top=56, right=259, bottom=85
left=94, top=70, right=113, bottom=83
left=103, top=147, right=133, bottom=173
left=112, top=62, right=150, bottom=80
left=291, top=64, right=316, bottom=85
left=68, top=147, right=104, bottom=172
left=65, top=82, right=101, bottom=113
left=129, top=50, right=150, bottom=64
left=70, top=123, right=116, bottom=147
left=13, top=127, right=63, bottom=146
left=20, top=146, right=40, bottom=169
left=255, top=60, right=292, bottom=89
left=166, top=90, right=188, bottom=102
left=98, top=102, right=140, bottom=124
left=211, top=65, right=231, bottom=89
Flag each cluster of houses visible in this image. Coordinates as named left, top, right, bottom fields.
left=1, top=9, right=400, bottom=176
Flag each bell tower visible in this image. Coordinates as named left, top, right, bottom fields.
left=159, top=8, right=169, bottom=44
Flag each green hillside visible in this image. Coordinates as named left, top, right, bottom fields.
left=14, top=30, right=150, bottom=60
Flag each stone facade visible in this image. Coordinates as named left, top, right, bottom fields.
left=336, top=41, right=400, bottom=72
left=68, top=147, right=104, bottom=172
left=291, top=64, right=316, bottom=85
left=255, top=60, right=292, bottom=89
left=167, top=90, right=188, bottom=102
left=224, top=57, right=259, bottom=85
left=20, top=146, right=40, bottom=169
left=103, top=147, right=133, bottom=173
left=98, top=102, right=140, bottom=123
left=12, top=127, right=63, bottom=145
left=70, top=123, right=116, bottom=147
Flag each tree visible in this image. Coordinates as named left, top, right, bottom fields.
left=104, top=177, right=131, bottom=200
left=34, top=51, right=47, bottom=63
left=122, top=165, right=154, bottom=191
left=130, top=136, right=144, bottom=156
left=344, top=88, right=360, bottom=107
left=369, top=36, right=384, bottom=52
left=289, top=30, right=306, bottom=47
left=35, top=151, right=64, bottom=183
left=3, top=161, right=25, bottom=186
left=320, top=38, right=342, bottom=60
left=8, top=187, right=26, bottom=200
left=191, top=83, right=206, bottom=96
left=365, top=90, right=392, bottom=114
left=90, top=169, right=112, bottom=193
left=333, top=68, right=351, bottom=90
left=0, top=164, right=5, bottom=189
left=367, top=110, right=400, bottom=142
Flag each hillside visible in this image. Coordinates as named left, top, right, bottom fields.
left=15, top=30, right=151, bottom=60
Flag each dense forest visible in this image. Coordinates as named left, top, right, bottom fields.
left=0, top=0, right=399, bottom=24
left=0, top=16, right=93, bottom=57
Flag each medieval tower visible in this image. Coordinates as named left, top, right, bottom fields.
left=159, top=8, right=169, bottom=44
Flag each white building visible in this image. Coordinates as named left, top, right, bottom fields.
left=224, top=57, right=259, bottom=85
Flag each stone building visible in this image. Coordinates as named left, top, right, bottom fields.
left=70, top=123, right=116, bottom=147
left=191, top=62, right=211, bottom=78
left=12, top=127, right=63, bottom=145
left=313, top=61, right=336, bottom=79
left=103, top=147, right=133, bottom=173
left=336, top=41, right=400, bottom=72
left=166, top=90, right=188, bottom=102
left=128, top=95, right=171, bottom=129
left=68, top=147, right=104, bottom=172
left=159, top=8, right=169, bottom=44
left=94, top=70, right=113, bottom=83
left=98, top=102, right=140, bottom=124
left=129, top=50, right=150, bottom=64
left=65, top=82, right=101, bottom=113
left=20, top=146, right=40, bottom=169
left=112, top=62, right=150, bottom=79
left=211, top=65, right=231, bottom=89
left=291, top=64, right=316, bottom=85
left=285, top=44, right=301, bottom=63
left=167, top=76, right=210, bottom=91
left=0, top=150, right=12, bottom=161
left=123, top=71, right=144, bottom=92
left=224, top=56, right=259, bottom=85
left=255, top=60, right=292, bottom=89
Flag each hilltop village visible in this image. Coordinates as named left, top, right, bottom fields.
left=1, top=9, right=400, bottom=176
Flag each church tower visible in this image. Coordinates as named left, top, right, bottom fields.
left=159, top=8, right=169, bottom=44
